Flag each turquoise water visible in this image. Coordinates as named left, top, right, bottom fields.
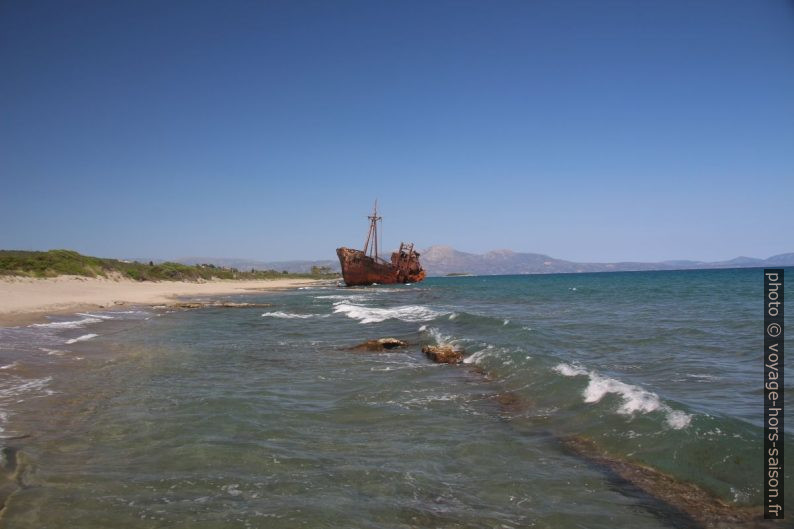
left=0, top=268, right=790, bottom=528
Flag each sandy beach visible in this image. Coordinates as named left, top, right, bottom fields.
left=0, top=275, right=325, bottom=326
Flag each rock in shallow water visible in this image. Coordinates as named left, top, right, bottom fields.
left=422, top=344, right=463, bottom=364
left=351, top=337, right=408, bottom=352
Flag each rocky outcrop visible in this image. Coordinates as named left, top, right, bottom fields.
left=421, top=344, right=463, bottom=364
left=351, top=337, right=408, bottom=352
left=169, top=302, right=273, bottom=309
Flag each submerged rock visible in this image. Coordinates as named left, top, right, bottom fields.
left=561, top=436, right=763, bottom=528
left=422, top=344, right=463, bottom=364
left=491, top=391, right=534, bottom=415
left=0, top=446, right=23, bottom=514
left=351, top=337, right=408, bottom=352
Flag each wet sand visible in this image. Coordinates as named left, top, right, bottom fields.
left=0, top=275, right=325, bottom=326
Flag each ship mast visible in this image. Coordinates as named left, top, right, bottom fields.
left=362, top=200, right=382, bottom=260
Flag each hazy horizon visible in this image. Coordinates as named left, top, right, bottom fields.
left=3, top=238, right=793, bottom=267
left=2, top=1, right=792, bottom=262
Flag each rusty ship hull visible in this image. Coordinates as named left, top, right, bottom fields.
left=336, top=247, right=426, bottom=286
left=337, top=202, right=425, bottom=287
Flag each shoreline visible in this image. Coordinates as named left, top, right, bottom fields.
left=0, top=275, right=327, bottom=327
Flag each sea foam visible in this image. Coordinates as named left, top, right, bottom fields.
left=554, top=363, right=692, bottom=429
left=333, top=302, right=445, bottom=324
left=421, top=326, right=454, bottom=347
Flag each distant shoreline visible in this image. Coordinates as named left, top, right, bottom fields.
left=0, top=275, right=326, bottom=327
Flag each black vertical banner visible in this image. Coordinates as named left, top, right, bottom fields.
left=765, top=269, right=784, bottom=519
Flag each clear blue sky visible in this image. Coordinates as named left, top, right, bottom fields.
left=1, top=0, right=792, bottom=262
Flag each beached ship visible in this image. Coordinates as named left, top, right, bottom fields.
left=336, top=202, right=426, bottom=286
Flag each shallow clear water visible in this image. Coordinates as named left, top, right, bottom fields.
left=0, top=269, right=790, bottom=528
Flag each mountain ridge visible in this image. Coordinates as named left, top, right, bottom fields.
left=418, top=246, right=794, bottom=276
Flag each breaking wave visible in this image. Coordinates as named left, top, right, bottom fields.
left=333, top=302, right=445, bottom=324
left=420, top=326, right=456, bottom=347
left=553, top=363, right=692, bottom=429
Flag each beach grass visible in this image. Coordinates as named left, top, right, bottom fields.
left=0, top=249, right=337, bottom=281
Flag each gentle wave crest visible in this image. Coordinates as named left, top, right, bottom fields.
left=31, top=317, right=102, bottom=329
left=76, top=313, right=115, bottom=320
left=261, top=312, right=327, bottom=319
left=314, top=294, right=369, bottom=301
left=65, top=334, right=98, bottom=344
left=0, top=375, right=54, bottom=435
left=554, top=363, right=692, bottom=429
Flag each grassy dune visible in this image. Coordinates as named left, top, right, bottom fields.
left=0, top=250, right=336, bottom=281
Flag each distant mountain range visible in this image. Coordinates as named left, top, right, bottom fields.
left=418, top=246, right=794, bottom=276
left=164, top=247, right=793, bottom=277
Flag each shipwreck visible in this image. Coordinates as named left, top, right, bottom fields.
left=336, top=202, right=426, bottom=287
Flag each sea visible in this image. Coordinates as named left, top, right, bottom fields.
left=0, top=268, right=790, bottom=528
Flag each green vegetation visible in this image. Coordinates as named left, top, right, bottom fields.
left=0, top=250, right=340, bottom=282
